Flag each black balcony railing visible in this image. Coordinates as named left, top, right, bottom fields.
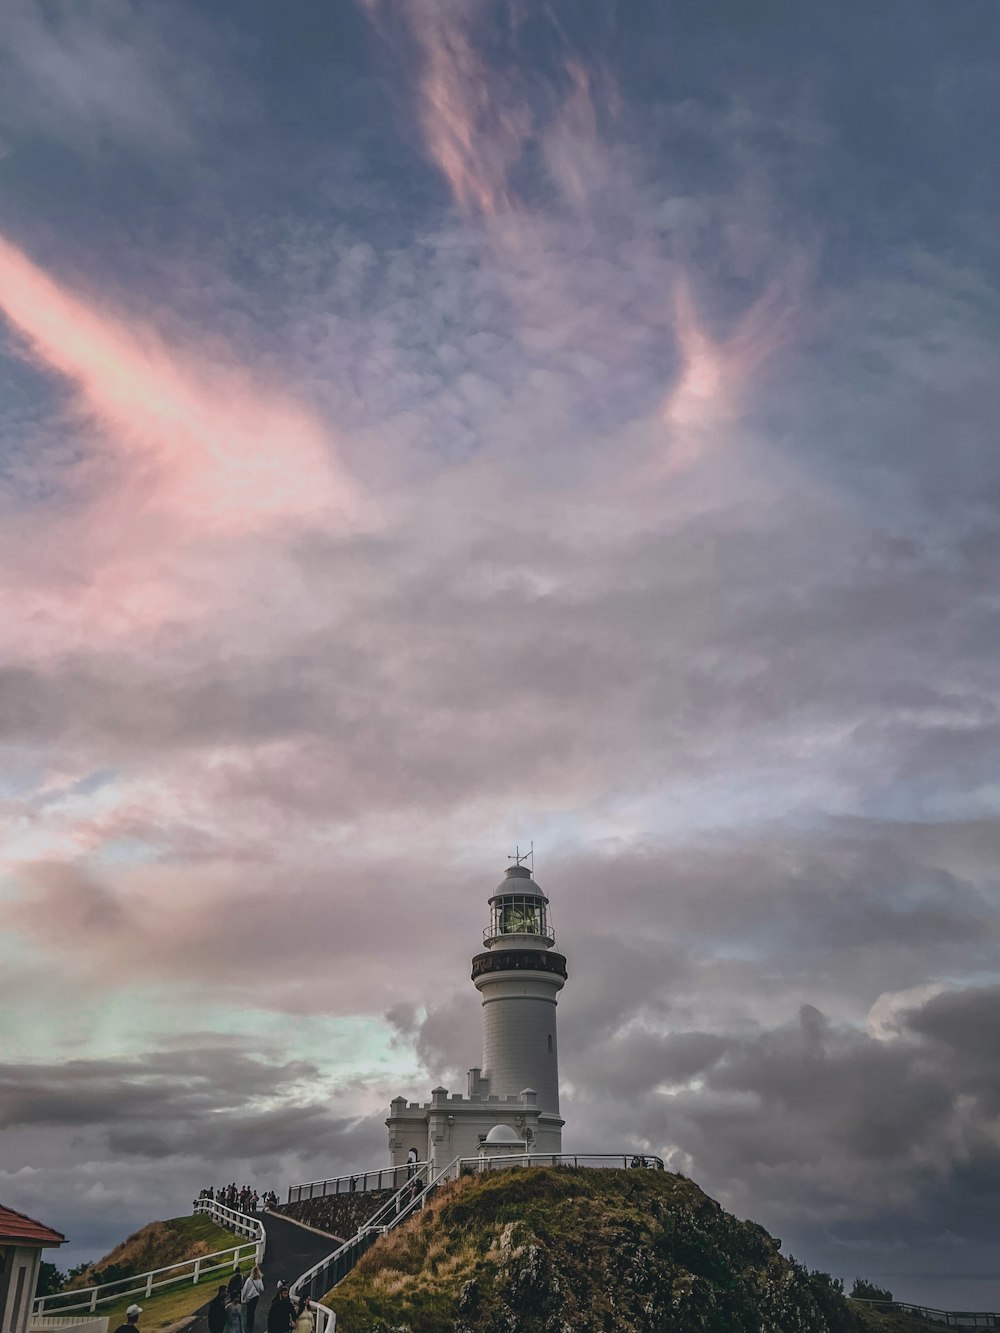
left=471, top=949, right=568, bottom=982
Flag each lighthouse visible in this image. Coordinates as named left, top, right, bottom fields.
left=472, top=862, right=566, bottom=1115
left=386, top=858, right=569, bottom=1167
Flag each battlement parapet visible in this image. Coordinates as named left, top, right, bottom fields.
left=390, top=1088, right=539, bottom=1117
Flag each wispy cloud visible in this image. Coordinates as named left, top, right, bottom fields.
left=0, top=234, right=362, bottom=534
left=0, top=233, right=368, bottom=655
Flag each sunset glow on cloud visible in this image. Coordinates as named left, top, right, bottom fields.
left=413, top=10, right=528, bottom=218
left=3, top=0, right=999, bottom=1308
left=0, top=233, right=361, bottom=534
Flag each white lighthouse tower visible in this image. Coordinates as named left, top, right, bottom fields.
left=473, top=861, right=566, bottom=1119
left=387, top=857, right=568, bottom=1167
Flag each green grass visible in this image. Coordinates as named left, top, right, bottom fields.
left=90, top=1264, right=247, bottom=1333
left=161, top=1216, right=248, bottom=1252
left=44, top=1216, right=256, bottom=1333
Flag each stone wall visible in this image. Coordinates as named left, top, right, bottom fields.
left=276, top=1191, right=395, bottom=1243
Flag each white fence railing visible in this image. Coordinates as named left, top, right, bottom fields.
left=193, top=1198, right=267, bottom=1254
left=307, top=1302, right=337, bottom=1333
left=470, top=1153, right=665, bottom=1172
left=289, top=1150, right=663, bottom=1328
left=290, top=1158, right=440, bottom=1333
left=32, top=1201, right=264, bottom=1319
left=287, top=1163, right=428, bottom=1203
left=851, top=1299, right=1000, bottom=1327
left=30, top=1319, right=109, bottom=1333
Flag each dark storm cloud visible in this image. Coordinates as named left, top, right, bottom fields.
left=563, top=985, right=1000, bottom=1265
left=0, top=1038, right=395, bottom=1266
left=105, top=1105, right=361, bottom=1162
left=0, top=1047, right=318, bottom=1131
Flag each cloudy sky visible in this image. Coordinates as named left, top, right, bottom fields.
left=1, top=0, right=999, bottom=1308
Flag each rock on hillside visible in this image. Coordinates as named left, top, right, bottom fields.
left=326, top=1166, right=873, bottom=1333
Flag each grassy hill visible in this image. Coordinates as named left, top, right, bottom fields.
left=48, top=1214, right=253, bottom=1333
left=324, top=1166, right=929, bottom=1333
left=66, top=1214, right=245, bottom=1290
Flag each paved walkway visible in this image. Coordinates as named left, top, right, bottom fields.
left=258, top=1212, right=338, bottom=1294
left=179, top=1213, right=337, bottom=1333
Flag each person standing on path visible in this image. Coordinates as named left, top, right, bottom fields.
left=241, top=1266, right=264, bottom=1333
left=291, top=1299, right=313, bottom=1333
left=208, top=1286, right=229, bottom=1333
left=228, top=1267, right=243, bottom=1302
left=223, top=1295, right=243, bottom=1333
left=111, top=1303, right=143, bottom=1333
left=266, top=1285, right=293, bottom=1333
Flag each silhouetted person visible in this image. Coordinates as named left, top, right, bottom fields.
left=208, top=1287, right=229, bottom=1333
left=228, top=1268, right=243, bottom=1302
left=267, top=1286, right=293, bottom=1333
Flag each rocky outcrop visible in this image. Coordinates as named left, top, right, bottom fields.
left=325, top=1166, right=883, bottom=1333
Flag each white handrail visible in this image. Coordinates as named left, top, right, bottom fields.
left=850, top=1298, right=1000, bottom=1327
left=194, top=1198, right=268, bottom=1257
left=287, top=1163, right=428, bottom=1203
left=289, top=1158, right=446, bottom=1305
left=309, top=1303, right=337, bottom=1333
left=466, top=1152, right=666, bottom=1171
left=32, top=1202, right=264, bottom=1318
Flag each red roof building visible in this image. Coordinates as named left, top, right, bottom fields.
left=0, top=1207, right=65, bottom=1248
left=0, top=1205, right=66, bottom=1333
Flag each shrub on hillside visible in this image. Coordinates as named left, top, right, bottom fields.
left=852, top=1277, right=895, bottom=1305
left=35, top=1262, right=66, bottom=1298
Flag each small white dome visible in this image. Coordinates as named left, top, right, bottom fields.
left=490, top=864, right=546, bottom=900
left=484, top=1123, right=523, bottom=1144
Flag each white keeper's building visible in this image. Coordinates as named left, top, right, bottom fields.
left=386, top=861, right=568, bottom=1167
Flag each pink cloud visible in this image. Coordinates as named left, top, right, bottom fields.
left=403, top=1, right=530, bottom=218
left=0, top=233, right=362, bottom=534
left=661, top=268, right=803, bottom=474
left=0, top=233, right=369, bottom=654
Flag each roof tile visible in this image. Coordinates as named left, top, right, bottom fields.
left=0, top=1206, right=66, bottom=1247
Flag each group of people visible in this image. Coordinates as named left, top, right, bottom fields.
left=199, top=1185, right=279, bottom=1214
left=207, top=1267, right=313, bottom=1333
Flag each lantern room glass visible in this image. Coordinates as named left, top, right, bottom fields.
left=486, top=894, right=554, bottom=945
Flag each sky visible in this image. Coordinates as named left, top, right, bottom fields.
left=1, top=0, right=999, bottom=1310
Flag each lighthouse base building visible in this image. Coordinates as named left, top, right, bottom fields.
left=387, top=862, right=568, bottom=1169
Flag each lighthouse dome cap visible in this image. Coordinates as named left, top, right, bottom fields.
left=490, top=864, right=546, bottom=900
left=484, top=1123, right=524, bottom=1144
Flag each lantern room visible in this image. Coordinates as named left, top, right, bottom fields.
left=485, top=864, right=555, bottom=947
